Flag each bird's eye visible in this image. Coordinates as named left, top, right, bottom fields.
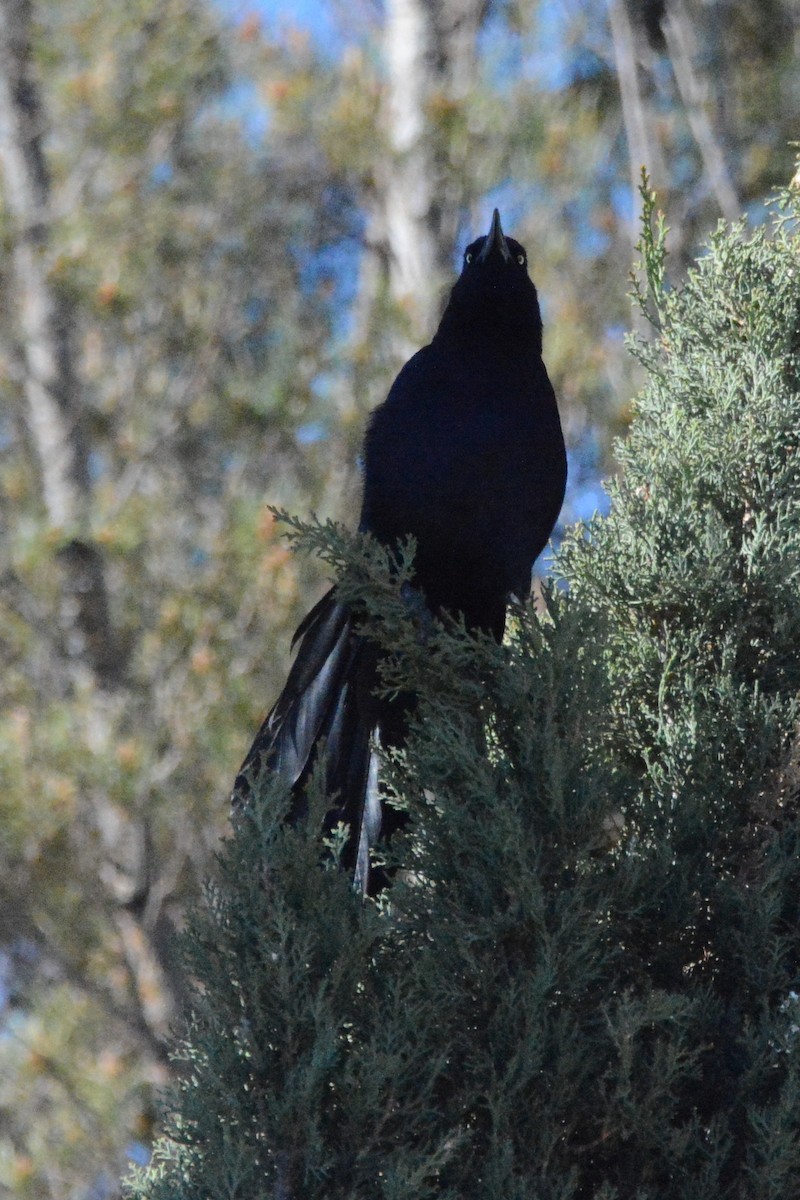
left=517, top=253, right=525, bottom=265
left=465, top=252, right=473, bottom=264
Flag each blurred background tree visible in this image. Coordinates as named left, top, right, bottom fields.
left=0, top=0, right=797, bottom=1195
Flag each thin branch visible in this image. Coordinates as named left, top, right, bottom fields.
left=661, top=0, right=740, bottom=222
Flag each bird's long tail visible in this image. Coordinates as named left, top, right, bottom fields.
left=232, top=587, right=383, bottom=893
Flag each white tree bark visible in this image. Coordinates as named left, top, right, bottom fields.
left=0, top=0, right=87, bottom=527
left=382, top=0, right=438, bottom=329
left=362, top=0, right=487, bottom=350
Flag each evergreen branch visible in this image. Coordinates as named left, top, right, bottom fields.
left=630, top=167, right=669, bottom=331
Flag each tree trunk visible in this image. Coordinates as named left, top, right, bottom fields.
left=0, top=0, right=123, bottom=684
left=360, top=0, right=488, bottom=352
left=661, top=0, right=741, bottom=223
left=608, top=0, right=667, bottom=249
left=0, top=0, right=181, bottom=1049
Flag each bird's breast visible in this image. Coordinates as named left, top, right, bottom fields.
left=361, top=348, right=565, bottom=612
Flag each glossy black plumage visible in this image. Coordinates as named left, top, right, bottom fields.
left=233, top=210, right=567, bottom=893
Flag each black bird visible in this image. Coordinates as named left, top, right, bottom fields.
left=233, top=210, right=567, bottom=892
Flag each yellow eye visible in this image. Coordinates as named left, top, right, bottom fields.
left=517, top=253, right=525, bottom=265
left=465, top=252, right=473, bottom=264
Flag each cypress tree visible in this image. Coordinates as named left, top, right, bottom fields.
left=130, top=182, right=800, bottom=1198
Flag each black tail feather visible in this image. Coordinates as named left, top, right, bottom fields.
left=232, top=587, right=387, bottom=893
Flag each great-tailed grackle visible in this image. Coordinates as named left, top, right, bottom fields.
left=233, top=210, right=567, bottom=892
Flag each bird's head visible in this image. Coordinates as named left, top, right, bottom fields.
left=438, top=209, right=543, bottom=349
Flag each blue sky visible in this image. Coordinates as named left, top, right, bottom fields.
left=217, top=0, right=349, bottom=53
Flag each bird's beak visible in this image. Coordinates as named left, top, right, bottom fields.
left=477, top=208, right=512, bottom=264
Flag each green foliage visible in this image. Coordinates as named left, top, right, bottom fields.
left=133, top=189, right=800, bottom=1197
left=630, top=168, right=669, bottom=331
